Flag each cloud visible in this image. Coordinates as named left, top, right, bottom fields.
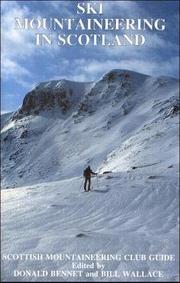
left=66, top=73, right=92, bottom=82
left=1, top=56, right=33, bottom=88
left=103, top=1, right=142, bottom=15
left=58, top=56, right=179, bottom=82
left=46, top=1, right=74, bottom=16
left=1, top=1, right=34, bottom=58
left=1, top=0, right=18, bottom=13
left=1, top=1, right=35, bottom=88
left=1, top=110, right=11, bottom=114
left=1, top=1, right=61, bottom=87
left=2, top=57, right=30, bottom=78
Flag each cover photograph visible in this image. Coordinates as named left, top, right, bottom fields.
left=1, top=0, right=179, bottom=282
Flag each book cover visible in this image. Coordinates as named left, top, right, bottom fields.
left=1, top=0, right=179, bottom=282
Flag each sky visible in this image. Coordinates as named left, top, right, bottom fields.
left=1, top=0, right=179, bottom=113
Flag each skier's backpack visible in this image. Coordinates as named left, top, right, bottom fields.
left=83, top=167, right=89, bottom=177
left=83, top=169, right=87, bottom=177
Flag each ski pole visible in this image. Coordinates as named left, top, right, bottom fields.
left=96, top=174, right=99, bottom=189
left=80, top=178, right=84, bottom=191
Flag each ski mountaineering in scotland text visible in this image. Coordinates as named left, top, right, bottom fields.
left=14, top=2, right=167, bottom=46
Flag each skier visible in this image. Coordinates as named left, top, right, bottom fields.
left=83, top=165, right=97, bottom=191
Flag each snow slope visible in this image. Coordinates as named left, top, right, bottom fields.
left=1, top=70, right=179, bottom=281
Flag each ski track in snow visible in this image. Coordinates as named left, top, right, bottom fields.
left=1, top=170, right=179, bottom=282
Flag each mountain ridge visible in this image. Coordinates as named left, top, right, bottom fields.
left=11, top=69, right=178, bottom=121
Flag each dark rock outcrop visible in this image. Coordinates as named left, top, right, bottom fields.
left=13, top=84, right=72, bottom=120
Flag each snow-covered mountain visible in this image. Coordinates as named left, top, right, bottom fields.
left=1, top=69, right=179, bottom=188
left=1, top=70, right=179, bottom=281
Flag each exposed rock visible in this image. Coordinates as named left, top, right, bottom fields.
left=132, top=166, right=137, bottom=170
left=165, top=104, right=179, bottom=118
left=12, top=86, right=72, bottom=120
left=20, top=130, right=28, bottom=139
left=76, top=233, right=87, bottom=238
left=168, top=165, right=173, bottom=168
